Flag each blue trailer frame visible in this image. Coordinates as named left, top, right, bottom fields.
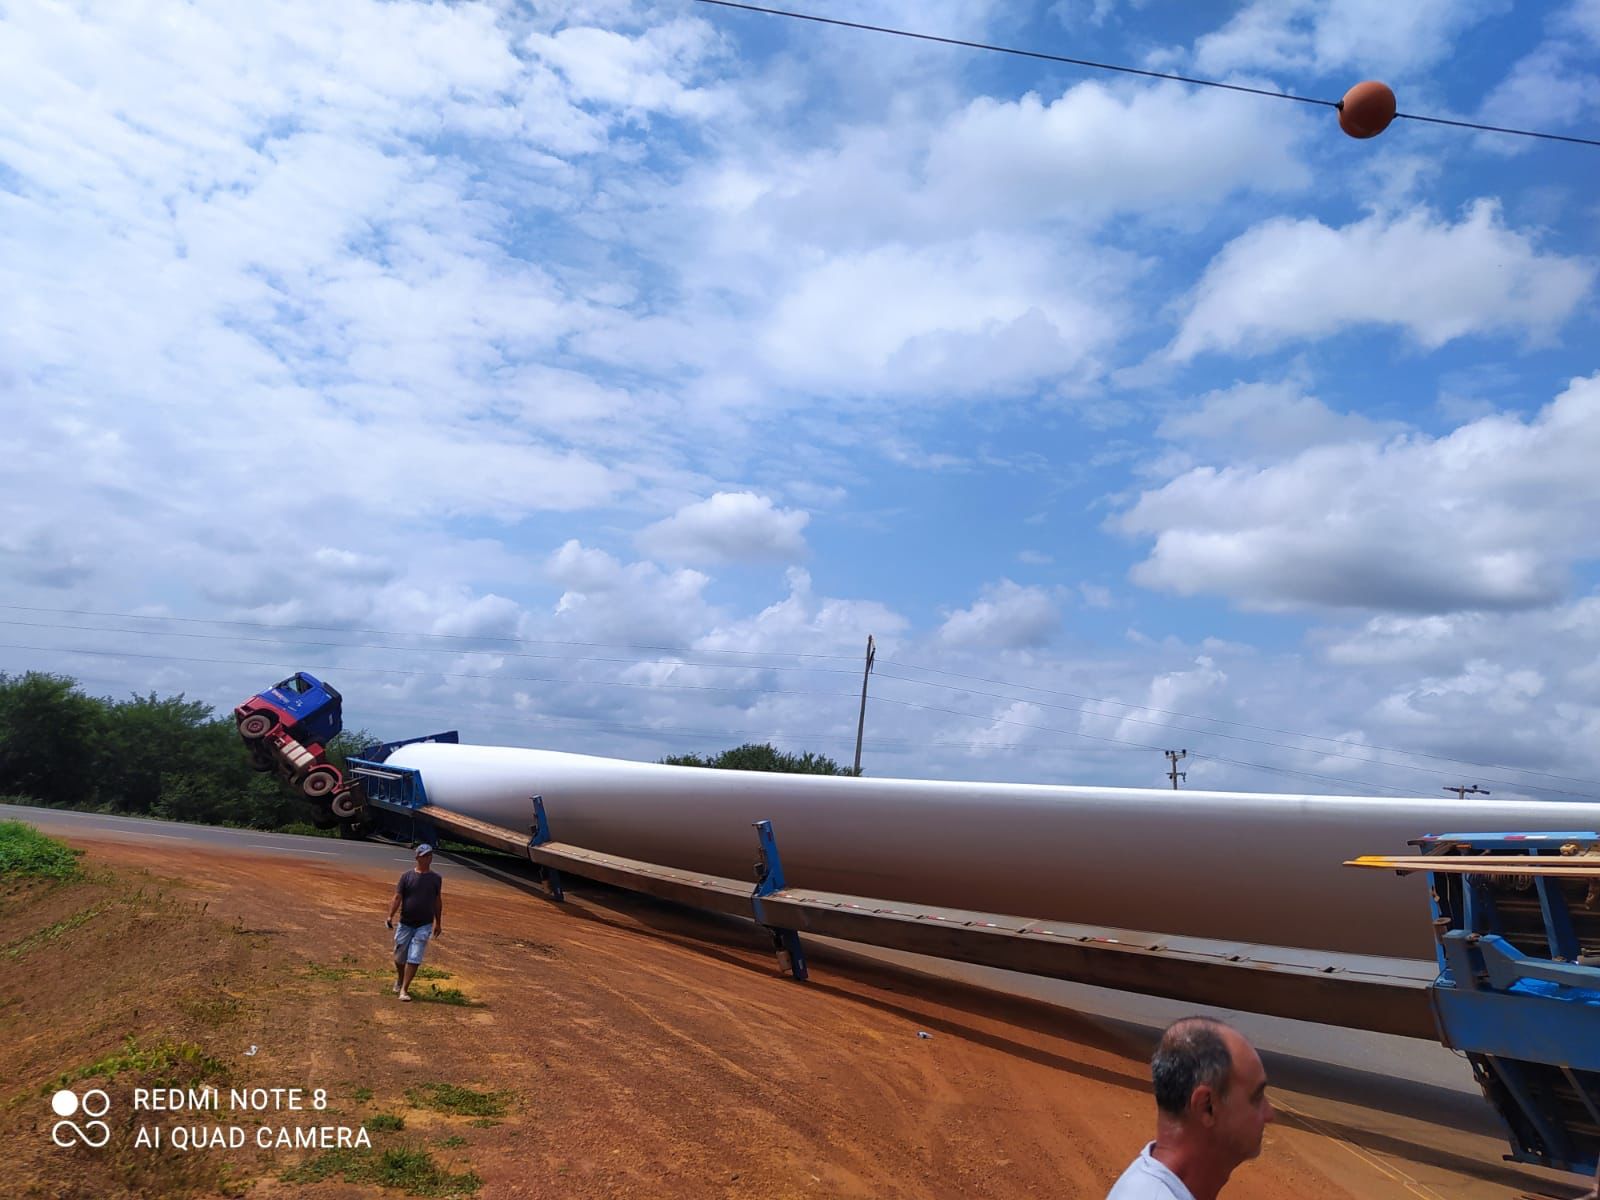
left=1418, top=832, right=1600, bottom=1176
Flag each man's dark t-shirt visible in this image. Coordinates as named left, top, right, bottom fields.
left=397, top=870, right=442, bottom=928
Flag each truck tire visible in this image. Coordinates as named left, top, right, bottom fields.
left=329, top=790, right=362, bottom=820
left=238, top=712, right=277, bottom=739
left=301, top=767, right=340, bottom=799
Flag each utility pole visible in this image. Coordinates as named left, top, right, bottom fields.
left=852, top=634, right=875, bottom=778
left=1444, top=785, right=1490, bottom=800
left=1165, top=748, right=1187, bottom=790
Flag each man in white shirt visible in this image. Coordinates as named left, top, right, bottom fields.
left=1106, top=1017, right=1275, bottom=1200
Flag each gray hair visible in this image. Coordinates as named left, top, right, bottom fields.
left=1151, top=1017, right=1235, bottom=1116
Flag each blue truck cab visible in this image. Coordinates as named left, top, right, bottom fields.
left=254, top=672, right=343, bottom=744
left=233, top=672, right=351, bottom=808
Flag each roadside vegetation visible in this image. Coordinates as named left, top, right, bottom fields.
left=282, top=1144, right=480, bottom=1197
left=0, top=819, right=83, bottom=879
left=0, top=671, right=372, bottom=831
left=660, top=741, right=856, bottom=775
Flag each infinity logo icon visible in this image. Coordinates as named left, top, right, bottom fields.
left=50, top=1089, right=111, bottom=1148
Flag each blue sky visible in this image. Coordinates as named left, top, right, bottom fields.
left=3, top=0, right=1600, bottom=798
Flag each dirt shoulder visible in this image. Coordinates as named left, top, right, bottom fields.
left=0, top=828, right=1574, bottom=1199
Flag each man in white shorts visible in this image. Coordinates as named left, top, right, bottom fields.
left=1106, top=1017, right=1274, bottom=1200
left=385, top=843, right=443, bottom=1002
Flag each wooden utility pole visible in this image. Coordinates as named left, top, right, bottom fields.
left=1444, top=784, right=1490, bottom=800
left=1165, top=749, right=1187, bottom=789
left=852, top=634, right=875, bottom=778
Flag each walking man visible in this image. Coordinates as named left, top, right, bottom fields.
left=1106, top=1017, right=1275, bottom=1200
left=386, top=843, right=443, bottom=1002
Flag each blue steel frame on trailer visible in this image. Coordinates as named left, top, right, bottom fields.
left=1421, top=832, right=1600, bottom=1176
left=347, top=757, right=442, bottom=847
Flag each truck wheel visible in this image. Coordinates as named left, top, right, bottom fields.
left=329, top=790, right=362, bottom=820
left=302, top=767, right=339, bottom=799
left=238, top=712, right=277, bottom=739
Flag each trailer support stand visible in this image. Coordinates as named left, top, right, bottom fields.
left=751, top=819, right=807, bottom=981
left=529, top=794, right=564, bottom=903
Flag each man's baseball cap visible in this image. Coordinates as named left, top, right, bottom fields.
left=415, top=843, right=434, bottom=857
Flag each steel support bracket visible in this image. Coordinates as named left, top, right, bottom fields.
left=751, top=819, right=807, bottom=981
left=528, top=794, right=564, bottom=903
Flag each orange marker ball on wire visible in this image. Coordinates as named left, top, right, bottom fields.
left=1338, top=80, right=1397, bottom=138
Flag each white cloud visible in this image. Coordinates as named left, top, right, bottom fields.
left=1193, top=0, right=1506, bottom=79
left=1120, top=373, right=1600, bottom=614
left=636, top=492, right=810, bottom=565
left=525, top=18, right=732, bottom=118
left=695, top=568, right=908, bottom=657
left=919, top=81, right=1311, bottom=230
left=1172, top=201, right=1594, bottom=360
left=1475, top=4, right=1600, bottom=142
left=1158, top=379, right=1407, bottom=460
left=758, top=235, right=1125, bottom=398
left=938, top=580, right=1062, bottom=648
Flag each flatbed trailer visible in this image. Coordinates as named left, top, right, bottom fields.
left=344, top=748, right=1600, bottom=1180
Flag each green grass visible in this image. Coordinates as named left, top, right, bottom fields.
left=367, top=1113, right=406, bottom=1132
left=416, top=966, right=452, bottom=980
left=0, top=821, right=83, bottom=880
left=406, top=1083, right=509, bottom=1119
left=438, top=1135, right=466, bottom=1148
left=353, top=1086, right=374, bottom=1102
left=282, top=1144, right=479, bottom=1197
left=51, top=1036, right=227, bottom=1090
left=411, top=984, right=475, bottom=1007
left=303, top=962, right=368, bottom=982
left=2, top=902, right=107, bottom=959
left=273, top=821, right=339, bottom=838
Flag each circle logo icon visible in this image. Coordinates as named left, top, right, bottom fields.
left=50, top=1088, right=111, bottom=1148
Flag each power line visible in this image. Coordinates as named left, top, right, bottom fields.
left=0, top=641, right=860, bottom=703
left=0, top=603, right=863, bottom=667
left=8, top=604, right=1586, bottom=792
left=1, top=639, right=1426, bottom=794
left=0, top=617, right=863, bottom=679
left=693, top=0, right=1600, bottom=149
left=871, top=666, right=1600, bottom=799
left=8, top=605, right=1593, bottom=798
left=8, top=611, right=1594, bottom=798
left=879, top=657, right=1600, bottom=791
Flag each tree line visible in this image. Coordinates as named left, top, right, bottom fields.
left=0, top=670, right=853, bottom=831
left=0, top=671, right=371, bottom=830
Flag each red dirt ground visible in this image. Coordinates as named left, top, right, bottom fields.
left=2, top=830, right=1586, bottom=1199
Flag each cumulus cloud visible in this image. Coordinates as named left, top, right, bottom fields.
left=1172, top=201, right=1594, bottom=360
left=636, top=492, right=810, bottom=565
left=1193, top=0, right=1506, bottom=79
left=696, top=568, right=908, bottom=656
left=1475, top=3, right=1600, bottom=141
left=938, top=580, right=1062, bottom=648
left=1119, top=373, right=1600, bottom=614
left=918, top=81, right=1311, bottom=230
left=757, top=235, right=1126, bottom=398
left=1158, top=379, right=1407, bottom=460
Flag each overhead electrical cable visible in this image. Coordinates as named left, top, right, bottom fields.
left=879, top=656, right=1600, bottom=790
left=5, top=604, right=1587, bottom=792
left=8, top=610, right=1594, bottom=797
left=0, top=603, right=863, bottom=666
left=870, top=666, right=1600, bottom=797
left=0, top=638, right=1517, bottom=797
left=692, top=0, right=1600, bottom=149
left=0, top=618, right=864, bottom=679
